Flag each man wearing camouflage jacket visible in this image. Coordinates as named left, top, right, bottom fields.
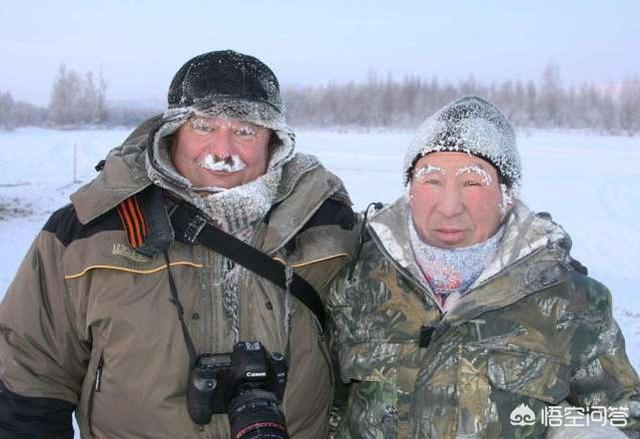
left=329, top=96, right=640, bottom=438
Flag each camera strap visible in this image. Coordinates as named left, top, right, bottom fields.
left=163, top=251, right=199, bottom=366
left=169, top=200, right=327, bottom=331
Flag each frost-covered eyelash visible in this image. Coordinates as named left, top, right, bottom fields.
left=191, top=118, right=258, bottom=135
left=456, top=165, right=493, bottom=186
left=235, top=127, right=257, bottom=136
left=414, top=165, right=446, bottom=180
left=191, top=117, right=211, bottom=131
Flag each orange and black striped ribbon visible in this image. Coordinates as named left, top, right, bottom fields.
left=116, top=196, right=148, bottom=249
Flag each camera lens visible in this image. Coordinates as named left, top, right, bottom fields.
left=228, top=389, right=288, bottom=439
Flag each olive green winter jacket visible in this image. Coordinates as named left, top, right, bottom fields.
left=0, top=122, right=358, bottom=438
left=329, top=196, right=640, bottom=438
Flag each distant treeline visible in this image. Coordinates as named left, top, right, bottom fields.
left=1, top=63, right=639, bottom=136
left=284, top=64, right=640, bottom=136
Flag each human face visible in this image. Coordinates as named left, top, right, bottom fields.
left=171, top=116, right=271, bottom=189
left=409, top=152, right=507, bottom=248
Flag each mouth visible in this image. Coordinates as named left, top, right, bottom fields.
left=434, top=228, right=466, bottom=242
left=202, top=168, right=240, bottom=175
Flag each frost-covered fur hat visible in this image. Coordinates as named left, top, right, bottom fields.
left=404, top=96, right=521, bottom=188
left=148, top=50, right=295, bottom=189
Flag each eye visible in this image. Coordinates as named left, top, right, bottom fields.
left=190, top=118, right=214, bottom=135
left=415, top=176, right=442, bottom=186
left=463, top=179, right=483, bottom=187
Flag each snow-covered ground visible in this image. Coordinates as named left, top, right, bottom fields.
left=1, top=126, right=640, bottom=369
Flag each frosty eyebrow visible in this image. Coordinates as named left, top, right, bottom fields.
left=456, top=164, right=493, bottom=185
left=414, top=165, right=446, bottom=179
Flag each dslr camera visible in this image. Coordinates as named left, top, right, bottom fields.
left=187, top=341, right=288, bottom=438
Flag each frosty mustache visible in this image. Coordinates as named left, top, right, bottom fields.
left=197, top=154, right=247, bottom=173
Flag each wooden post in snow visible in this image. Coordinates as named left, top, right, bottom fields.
left=73, top=143, right=79, bottom=183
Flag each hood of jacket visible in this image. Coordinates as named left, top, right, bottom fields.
left=366, top=195, right=573, bottom=318
left=70, top=118, right=350, bottom=254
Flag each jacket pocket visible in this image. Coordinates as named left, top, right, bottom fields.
left=337, top=340, right=402, bottom=383
left=486, top=350, right=570, bottom=404
left=86, top=349, right=105, bottom=437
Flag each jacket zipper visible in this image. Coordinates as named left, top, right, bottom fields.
left=88, top=352, right=104, bottom=437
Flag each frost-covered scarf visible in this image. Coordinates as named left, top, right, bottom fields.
left=409, top=218, right=505, bottom=307
left=146, top=135, right=281, bottom=242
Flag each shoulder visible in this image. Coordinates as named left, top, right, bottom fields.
left=300, top=198, right=357, bottom=235
left=43, top=203, right=122, bottom=247
left=566, top=271, right=613, bottom=313
left=278, top=153, right=350, bottom=203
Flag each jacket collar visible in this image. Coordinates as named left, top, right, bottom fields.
left=367, top=195, right=428, bottom=292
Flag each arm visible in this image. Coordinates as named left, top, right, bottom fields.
left=568, top=276, right=640, bottom=433
left=0, top=227, right=89, bottom=436
left=327, top=263, right=399, bottom=439
left=0, top=380, right=75, bottom=438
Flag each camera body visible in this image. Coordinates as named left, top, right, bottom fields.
left=187, top=341, right=287, bottom=426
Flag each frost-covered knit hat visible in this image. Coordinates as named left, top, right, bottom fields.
left=147, top=50, right=295, bottom=188
left=404, top=96, right=521, bottom=187
left=167, top=50, right=284, bottom=113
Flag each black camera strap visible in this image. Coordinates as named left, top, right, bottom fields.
left=170, top=201, right=327, bottom=331
left=164, top=250, right=199, bottom=366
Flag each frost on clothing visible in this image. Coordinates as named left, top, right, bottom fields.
left=403, top=96, right=521, bottom=189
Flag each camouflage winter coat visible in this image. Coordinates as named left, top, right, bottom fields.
left=329, top=196, right=640, bottom=438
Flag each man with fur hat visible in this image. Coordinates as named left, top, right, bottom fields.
left=329, top=96, right=640, bottom=438
left=0, top=50, right=357, bottom=438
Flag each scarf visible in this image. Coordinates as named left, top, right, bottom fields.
left=409, top=218, right=505, bottom=307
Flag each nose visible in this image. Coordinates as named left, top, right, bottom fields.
left=207, top=129, right=234, bottom=159
left=436, top=184, right=465, bottom=218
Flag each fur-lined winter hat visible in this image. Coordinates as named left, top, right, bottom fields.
left=404, top=96, right=521, bottom=188
left=147, top=50, right=295, bottom=190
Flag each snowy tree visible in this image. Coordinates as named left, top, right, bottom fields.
left=0, top=90, right=47, bottom=130
left=48, top=64, right=108, bottom=126
left=540, top=63, right=563, bottom=126
left=620, top=77, right=640, bottom=136
left=0, top=91, right=15, bottom=130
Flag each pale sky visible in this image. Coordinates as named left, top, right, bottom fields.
left=1, top=0, right=639, bottom=107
